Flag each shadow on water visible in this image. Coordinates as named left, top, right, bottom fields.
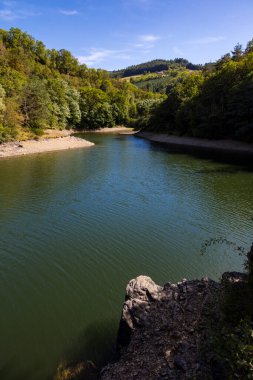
left=50, top=318, right=119, bottom=379
left=0, top=360, right=41, bottom=380
left=143, top=139, right=253, bottom=171
left=1, top=319, right=118, bottom=380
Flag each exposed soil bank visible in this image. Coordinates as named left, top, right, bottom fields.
left=82, top=126, right=134, bottom=134
left=136, top=131, right=253, bottom=162
left=0, top=136, right=94, bottom=159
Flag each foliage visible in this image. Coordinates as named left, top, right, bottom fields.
left=110, top=58, right=201, bottom=78
left=128, top=68, right=189, bottom=94
left=200, top=244, right=253, bottom=380
left=53, top=360, right=97, bottom=380
left=0, top=27, right=160, bottom=141
left=79, top=87, right=114, bottom=130
left=215, top=276, right=253, bottom=379
left=143, top=41, right=253, bottom=142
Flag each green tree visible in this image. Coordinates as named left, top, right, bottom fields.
left=231, top=43, right=243, bottom=61
left=21, top=78, right=51, bottom=129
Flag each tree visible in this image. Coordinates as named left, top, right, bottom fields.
left=56, top=49, right=79, bottom=76
left=245, top=39, right=253, bottom=54
left=79, top=88, right=114, bottom=129
left=21, top=78, right=51, bottom=129
left=231, top=43, right=243, bottom=61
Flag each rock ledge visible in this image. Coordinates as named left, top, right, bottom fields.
left=101, top=274, right=236, bottom=380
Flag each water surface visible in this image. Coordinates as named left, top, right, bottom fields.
left=0, top=133, right=252, bottom=379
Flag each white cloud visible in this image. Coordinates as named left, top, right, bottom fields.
left=187, top=36, right=225, bottom=45
left=0, top=1, right=40, bottom=20
left=130, top=34, right=161, bottom=54
left=78, top=50, right=111, bottom=65
left=138, top=34, right=160, bottom=42
left=59, top=9, right=79, bottom=16
left=78, top=49, right=131, bottom=66
left=78, top=33, right=161, bottom=67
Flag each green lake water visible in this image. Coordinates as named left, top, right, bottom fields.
left=0, top=133, right=252, bottom=379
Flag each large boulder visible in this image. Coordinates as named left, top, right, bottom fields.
left=118, top=276, right=162, bottom=346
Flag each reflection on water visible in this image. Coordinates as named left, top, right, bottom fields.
left=0, top=133, right=252, bottom=379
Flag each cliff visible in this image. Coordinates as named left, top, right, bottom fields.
left=100, top=273, right=247, bottom=380
left=54, top=270, right=251, bottom=380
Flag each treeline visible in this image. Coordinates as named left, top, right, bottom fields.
left=110, top=59, right=202, bottom=78
left=0, top=28, right=161, bottom=142
left=129, top=67, right=189, bottom=94
left=142, top=41, right=253, bottom=142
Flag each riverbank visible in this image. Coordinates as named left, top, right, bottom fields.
left=136, top=131, right=253, bottom=161
left=0, top=136, right=94, bottom=158
left=82, top=126, right=135, bottom=134
left=0, top=127, right=135, bottom=159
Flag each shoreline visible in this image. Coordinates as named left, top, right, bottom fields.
left=0, top=136, right=94, bottom=159
left=81, top=126, right=134, bottom=134
left=136, top=131, right=253, bottom=162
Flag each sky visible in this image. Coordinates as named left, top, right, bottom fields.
left=0, top=0, right=253, bottom=70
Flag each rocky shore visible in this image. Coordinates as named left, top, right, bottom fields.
left=100, top=273, right=246, bottom=380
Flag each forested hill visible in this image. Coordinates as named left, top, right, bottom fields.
left=0, top=28, right=161, bottom=143
left=141, top=41, right=253, bottom=142
left=110, top=59, right=202, bottom=78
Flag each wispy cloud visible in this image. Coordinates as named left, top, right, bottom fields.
left=78, top=49, right=131, bottom=66
left=173, top=46, right=184, bottom=56
left=123, top=0, right=154, bottom=8
left=59, top=9, right=79, bottom=16
left=0, top=1, right=40, bottom=20
left=187, top=36, right=225, bottom=45
left=78, top=32, right=161, bottom=67
left=138, top=34, right=160, bottom=42
left=132, top=34, right=161, bottom=53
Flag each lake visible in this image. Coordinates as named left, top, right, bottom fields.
left=0, top=132, right=252, bottom=379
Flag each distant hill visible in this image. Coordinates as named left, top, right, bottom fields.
left=110, top=59, right=202, bottom=78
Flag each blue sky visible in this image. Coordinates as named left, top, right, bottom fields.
left=0, top=0, right=253, bottom=70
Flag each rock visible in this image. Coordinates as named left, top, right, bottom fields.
left=174, top=356, right=187, bottom=371
left=126, top=275, right=162, bottom=301
left=101, top=272, right=245, bottom=380
left=117, top=276, right=162, bottom=347
left=165, top=349, right=174, bottom=368
left=222, top=271, right=247, bottom=283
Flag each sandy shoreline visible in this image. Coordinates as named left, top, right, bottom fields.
left=0, top=136, right=94, bottom=159
left=136, top=131, right=253, bottom=160
left=0, top=127, right=134, bottom=159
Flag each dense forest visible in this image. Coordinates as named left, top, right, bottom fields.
left=142, top=41, right=253, bottom=142
left=1, top=28, right=252, bottom=143
left=0, top=28, right=161, bottom=142
left=110, top=58, right=201, bottom=78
